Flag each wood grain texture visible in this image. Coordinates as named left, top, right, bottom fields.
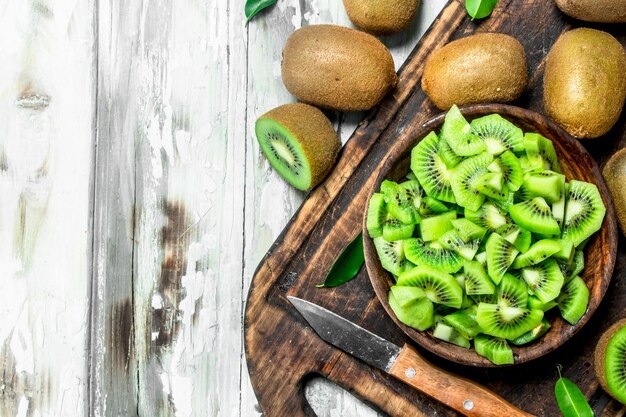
left=245, top=0, right=626, bottom=416
left=366, top=104, right=618, bottom=367
left=0, top=0, right=96, bottom=416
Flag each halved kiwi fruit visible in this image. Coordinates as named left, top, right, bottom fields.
left=411, top=131, right=456, bottom=203
left=255, top=103, right=340, bottom=190
left=471, top=114, right=524, bottom=155
left=561, top=180, right=606, bottom=247
left=397, top=265, right=464, bottom=308
left=595, top=319, right=626, bottom=405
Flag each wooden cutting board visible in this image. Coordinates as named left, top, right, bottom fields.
left=244, top=0, right=626, bottom=415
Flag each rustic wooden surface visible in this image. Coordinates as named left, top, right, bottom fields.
left=245, top=1, right=626, bottom=417
left=0, top=0, right=444, bottom=416
left=366, top=104, right=617, bottom=367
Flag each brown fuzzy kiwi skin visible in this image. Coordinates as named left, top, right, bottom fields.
left=544, top=28, right=626, bottom=139
left=281, top=25, right=397, bottom=112
left=343, top=0, right=419, bottom=35
left=258, top=103, right=340, bottom=190
left=420, top=33, right=528, bottom=111
left=555, top=0, right=626, bottom=23
left=594, top=318, right=626, bottom=402
left=603, top=148, right=626, bottom=238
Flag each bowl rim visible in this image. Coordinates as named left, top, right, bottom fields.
left=363, top=103, right=618, bottom=367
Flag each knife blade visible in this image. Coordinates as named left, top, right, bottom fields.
left=288, top=296, right=535, bottom=417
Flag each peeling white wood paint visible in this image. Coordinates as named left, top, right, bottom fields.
left=0, top=0, right=95, bottom=416
left=2, top=0, right=443, bottom=415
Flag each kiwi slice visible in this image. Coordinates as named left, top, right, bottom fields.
left=390, top=285, right=426, bottom=307
left=373, top=237, right=405, bottom=276
left=382, top=217, right=414, bottom=241
left=486, top=233, right=519, bottom=285
left=255, top=103, right=340, bottom=190
left=444, top=305, right=481, bottom=339
left=553, top=239, right=575, bottom=263
left=497, top=273, right=528, bottom=308
left=595, top=319, right=626, bottom=405
left=381, top=180, right=419, bottom=225
left=411, top=131, right=456, bottom=203
left=561, top=180, right=606, bottom=247
left=519, top=154, right=545, bottom=173
left=438, top=137, right=463, bottom=168
left=470, top=114, right=524, bottom=155
left=451, top=218, right=487, bottom=243
left=404, top=238, right=463, bottom=274
left=450, top=152, right=494, bottom=211
left=510, top=319, right=551, bottom=346
left=552, top=181, right=568, bottom=229
left=441, top=105, right=486, bottom=156
left=488, top=150, right=524, bottom=191
left=389, top=292, right=435, bottom=331
left=462, top=259, right=495, bottom=295
left=475, top=173, right=510, bottom=201
left=557, top=276, right=589, bottom=325
left=474, top=251, right=488, bottom=266
left=509, top=197, right=561, bottom=237
left=511, top=239, right=562, bottom=269
left=420, top=211, right=456, bottom=242
left=401, top=179, right=423, bottom=210
left=433, top=322, right=471, bottom=348
left=366, top=193, right=387, bottom=238
left=520, top=259, right=565, bottom=304
left=397, top=265, right=464, bottom=308
left=474, top=334, right=514, bottom=365
left=465, top=201, right=511, bottom=233
left=496, top=224, right=532, bottom=253
left=438, top=230, right=481, bottom=260
left=419, top=196, right=450, bottom=216
left=471, top=293, right=497, bottom=305
left=523, top=133, right=562, bottom=173
left=528, top=296, right=557, bottom=312
left=522, top=171, right=566, bottom=204
left=476, top=302, right=544, bottom=340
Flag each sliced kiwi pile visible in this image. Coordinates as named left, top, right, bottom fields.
left=367, top=105, right=606, bottom=365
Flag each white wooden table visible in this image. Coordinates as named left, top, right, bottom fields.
left=0, top=0, right=445, bottom=415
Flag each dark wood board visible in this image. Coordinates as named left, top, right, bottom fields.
left=244, top=1, right=626, bottom=416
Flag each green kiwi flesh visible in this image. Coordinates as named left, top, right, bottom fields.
left=595, top=319, right=626, bottom=405
left=368, top=107, right=606, bottom=364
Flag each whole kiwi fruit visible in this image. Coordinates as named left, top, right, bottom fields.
left=603, top=148, right=626, bottom=238
left=255, top=103, right=341, bottom=191
left=555, top=0, right=626, bottom=23
left=343, top=0, right=420, bottom=35
left=544, top=28, right=626, bottom=139
left=281, top=25, right=397, bottom=112
left=421, top=33, right=528, bottom=110
left=595, top=318, right=626, bottom=404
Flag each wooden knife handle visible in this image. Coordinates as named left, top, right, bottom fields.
left=388, top=344, right=535, bottom=417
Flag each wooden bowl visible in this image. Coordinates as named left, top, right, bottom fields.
left=363, top=104, right=618, bottom=367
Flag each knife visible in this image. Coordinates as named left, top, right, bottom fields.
left=288, top=296, right=535, bottom=417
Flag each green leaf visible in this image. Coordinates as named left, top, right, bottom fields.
left=555, top=366, right=594, bottom=417
left=316, top=233, right=365, bottom=288
left=245, top=0, right=277, bottom=24
left=465, top=0, right=499, bottom=19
